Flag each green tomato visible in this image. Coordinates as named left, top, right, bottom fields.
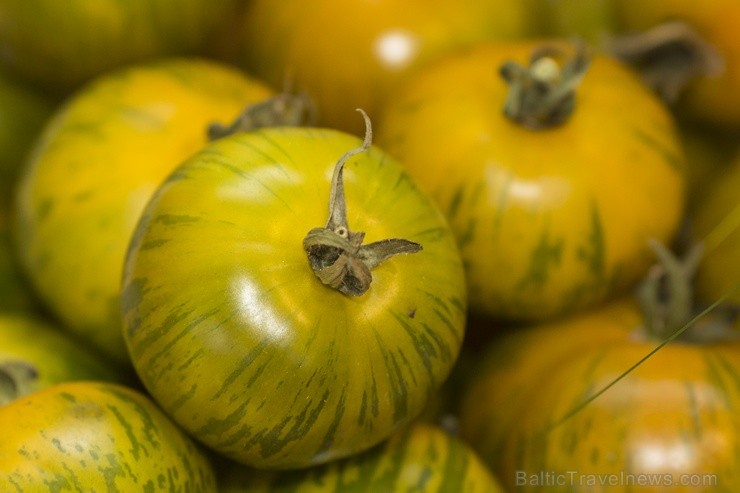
left=217, top=422, right=505, bottom=492
left=0, top=0, right=242, bottom=95
left=0, top=381, right=217, bottom=492
left=13, top=57, right=275, bottom=365
left=0, top=313, right=129, bottom=401
left=121, top=124, right=467, bottom=469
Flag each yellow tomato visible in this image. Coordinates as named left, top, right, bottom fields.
left=459, top=298, right=740, bottom=492
left=377, top=40, right=686, bottom=321
left=13, top=58, right=275, bottom=365
left=233, top=0, right=534, bottom=135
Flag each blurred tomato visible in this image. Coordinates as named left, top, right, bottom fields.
left=232, top=0, right=534, bottom=135
left=614, top=0, right=740, bottom=128
left=0, top=0, right=242, bottom=96
left=13, top=58, right=275, bottom=365
left=691, top=148, right=740, bottom=310
left=459, top=294, right=740, bottom=492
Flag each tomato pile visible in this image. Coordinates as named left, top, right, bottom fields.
left=0, top=1, right=738, bottom=492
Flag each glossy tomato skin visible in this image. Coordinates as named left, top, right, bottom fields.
left=217, top=422, right=505, bottom=492
left=0, top=381, right=217, bottom=492
left=234, top=0, right=534, bottom=135
left=377, top=40, right=686, bottom=322
left=614, top=0, right=740, bottom=127
left=691, top=148, right=740, bottom=310
left=0, top=0, right=242, bottom=96
left=122, top=127, right=467, bottom=469
left=13, top=58, right=275, bottom=365
left=458, top=299, right=740, bottom=492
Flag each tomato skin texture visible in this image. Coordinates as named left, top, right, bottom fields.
left=121, top=127, right=467, bottom=469
left=458, top=299, right=740, bottom=492
left=377, top=40, right=686, bottom=321
left=234, top=0, right=533, bottom=135
left=13, top=58, right=275, bottom=365
left=0, top=314, right=128, bottom=394
left=218, top=422, right=505, bottom=493
left=0, top=381, right=217, bottom=492
left=692, top=148, right=740, bottom=309
left=0, top=0, right=241, bottom=95
left=615, top=0, right=740, bottom=127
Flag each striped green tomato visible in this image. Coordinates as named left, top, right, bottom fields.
left=121, top=124, right=467, bottom=469
left=217, top=422, right=504, bottom=492
left=0, top=381, right=217, bottom=492
left=0, top=0, right=241, bottom=95
left=13, top=57, right=275, bottom=365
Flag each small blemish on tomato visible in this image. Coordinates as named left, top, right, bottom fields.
left=408, top=308, right=416, bottom=318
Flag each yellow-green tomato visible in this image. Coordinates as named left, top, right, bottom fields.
left=0, top=381, right=217, bottom=492
left=377, top=40, right=686, bottom=322
left=218, top=422, right=505, bottom=492
left=0, top=313, right=128, bottom=400
left=13, top=58, right=275, bottom=365
left=0, top=0, right=242, bottom=96
left=122, top=126, right=467, bottom=469
left=233, top=0, right=534, bottom=135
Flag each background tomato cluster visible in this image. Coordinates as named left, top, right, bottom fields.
left=0, top=1, right=739, bottom=492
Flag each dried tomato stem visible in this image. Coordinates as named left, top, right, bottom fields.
left=303, top=109, right=422, bottom=296
left=500, top=41, right=591, bottom=130
left=637, top=240, right=740, bottom=342
left=606, top=20, right=725, bottom=104
left=208, top=91, right=315, bottom=140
